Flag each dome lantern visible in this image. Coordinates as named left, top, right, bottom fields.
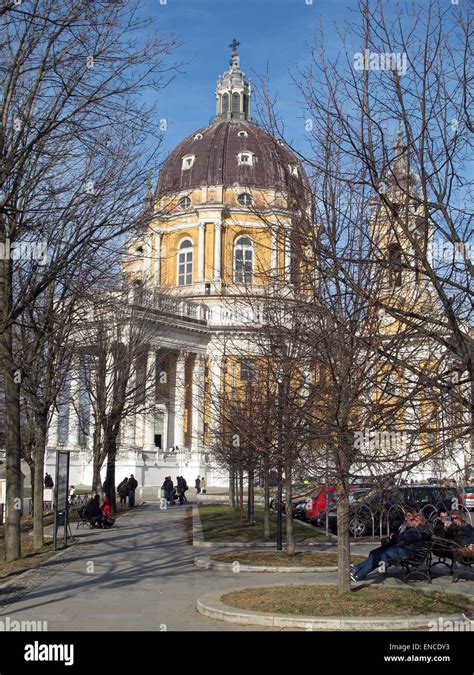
left=215, top=39, right=252, bottom=122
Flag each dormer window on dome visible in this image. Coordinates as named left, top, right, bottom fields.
left=193, top=133, right=203, bottom=141
left=238, top=152, right=254, bottom=166
left=238, top=192, right=253, bottom=207
left=288, top=163, right=299, bottom=177
left=182, top=155, right=195, bottom=170
left=178, top=196, right=191, bottom=209
left=238, top=130, right=248, bottom=138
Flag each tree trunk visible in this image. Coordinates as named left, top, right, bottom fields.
left=263, top=457, right=271, bottom=539
left=239, top=467, right=244, bottom=526
left=247, top=465, right=254, bottom=523
left=229, top=466, right=235, bottom=507
left=1, top=263, right=22, bottom=561
left=105, top=436, right=117, bottom=514
left=285, top=464, right=295, bottom=554
left=33, top=417, right=47, bottom=550
left=336, top=477, right=351, bottom=593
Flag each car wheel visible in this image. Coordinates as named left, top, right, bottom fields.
left=349, top=516, right=367, bottom=537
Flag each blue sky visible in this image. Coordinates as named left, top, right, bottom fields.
left=139, top=0, right=350, bottom=155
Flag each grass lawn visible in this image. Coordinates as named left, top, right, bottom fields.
left=221, top=584, right=473, bottom=617
left=211, top=551, right=365, bottom=567
left=199, top=504, right=332, bottom=543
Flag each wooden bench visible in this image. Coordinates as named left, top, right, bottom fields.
left=385, top=541, right=433, bottom=583
left=430, top=537, right=474, bottom=582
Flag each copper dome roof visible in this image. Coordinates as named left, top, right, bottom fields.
left=157, top=119, right=306, bottom=196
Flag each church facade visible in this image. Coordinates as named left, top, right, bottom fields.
left=45, top=42, right=306, bottom=488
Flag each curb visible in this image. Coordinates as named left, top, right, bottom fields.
left=196, top=588, right=467, bottom=631
left=194, top=556, right=337, bottom=573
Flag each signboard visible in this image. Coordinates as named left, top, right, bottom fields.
left=56, top=452, right=69, bottom=511
left=53, top=450, right=70, bottom=550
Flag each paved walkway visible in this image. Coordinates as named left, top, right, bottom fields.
left=1, top=504, right=472, bottom=631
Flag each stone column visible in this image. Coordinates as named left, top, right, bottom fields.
left=209, top=355, right=222, bottom=443
left=47, top=406, right=59, bottom=448
left=154, top=232, right=162, bottom=288
left=214, top=221, right=222, bottom=281
left=142, top=349, right=156, bottom=451
left=197, top=223, right=205, bottom=282
left=144, top=235, right=153, bottom=284
left=172, top=352, right=187, bottom=449
left=284, top=231, right=292, bottom=283
left=271, top=228, right=278, bottom=276
left=67, top=357, right=81, bottom=449
left=122, top=365, right=137, bottom=448
left=191, top=354, right=205, bottom=458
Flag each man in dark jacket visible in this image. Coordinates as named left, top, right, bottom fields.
left=447, top=511, right=474, bottom=549
left=117, top=477, right=129, bottom=507
left=127, top=475, right=138, bottom=508
left=162, top=477, right=174, bottom=505
left=351, top=512, right=432, bottom=581
left=84, top=495, right=102, bottom=528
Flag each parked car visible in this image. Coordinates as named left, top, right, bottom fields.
left=316, top=484, right=464, bottom=537
left=461, top=486, right=474, bottom=511
left=305, top=486, right=371, bottom=524
left=269, top=483, right=313, bottom=513
left=305, top=487, right=336, bottom=523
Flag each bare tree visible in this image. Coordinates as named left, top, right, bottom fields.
left=1, top=0, right=179, bottom=559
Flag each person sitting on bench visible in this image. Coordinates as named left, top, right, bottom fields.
left=100, top=496, right=115, bottom=528
left=351, top=512, right=432, bottom=581
left=444, top=511, right=474, bottom=557
left=84, top=494, right=103, bottom=528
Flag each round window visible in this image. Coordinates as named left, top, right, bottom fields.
left=178, top=196, right=191, bottom=209
left=238, top=193, right=253, bottom=207
left=238, top=130, right=248, bottom=138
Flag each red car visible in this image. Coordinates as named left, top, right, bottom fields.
left=305, top=487, right=336, bottom=523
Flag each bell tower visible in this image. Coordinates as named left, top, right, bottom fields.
left=215, top=39, right=252, bottom=121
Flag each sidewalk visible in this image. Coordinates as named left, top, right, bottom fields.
left=1, top=503, right=472, bottom=631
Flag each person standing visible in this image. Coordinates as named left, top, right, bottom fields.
left=200, top=476, right=206, bottom=494
left=117, top=477, right=129, bottom=508
left=195, top=476, right=201, bottom=495
left=44, top=473, right=54, bottom=489
left=127, top=474, right=138, bottom=507
left=162, top=476, right=174, bottom=505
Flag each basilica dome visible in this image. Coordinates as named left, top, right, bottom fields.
left=157, top=40, right=307, bottom=201
left=157, top=118, right=304, bottom=196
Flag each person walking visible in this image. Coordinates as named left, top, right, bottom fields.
left=127, top=474, right=138, bottom=508
left=177, top=476, right=188, bottom=505
left=44, top=473, right=54, bottom=489
left=117, top=477, right=129, bottom=507
left=195, top=476, right=201, bottom=495
left=162, top=476, right=174, bottom=505
left=200, top=476, right=206, bottom=494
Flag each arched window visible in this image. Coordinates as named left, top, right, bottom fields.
left=232, top=92, right=240, bottom=114
left=222, top=93, right=229, bottom=114
left=177, top=238, right=193, bottom=286
left=234, top=236, right=253, bottom=284
left=387, top=242, right=402, bottom=287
